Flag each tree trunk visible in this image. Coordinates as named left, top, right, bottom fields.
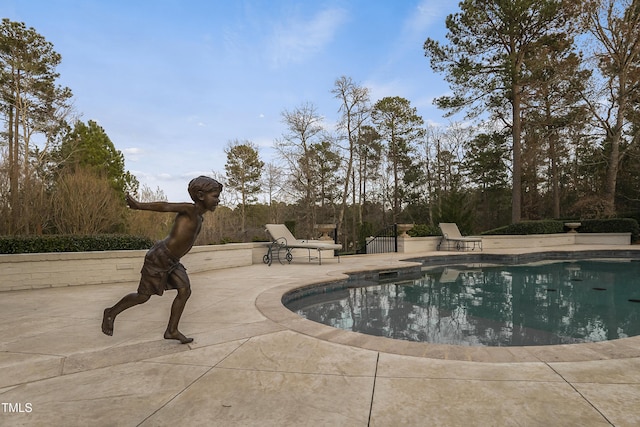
left=8, top=105, right=17, bottom=234
left=550, top=140, right=560, bottom=218
left=512, top=86, right=523, bottom=224
left=603, top=129, right=621, bottom=217
left=337, top=136, right=353, bottom=250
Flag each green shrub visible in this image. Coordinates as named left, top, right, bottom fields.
left=483, top=220, right=565, bottom=235
left=408, top=224, right=441, bottom=237
left=482, top=218, right=639, bottom=242
left=0, top=234, right=154, bottom=254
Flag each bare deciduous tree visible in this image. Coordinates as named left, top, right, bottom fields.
left=579, top=0, right=640, bottom=216
left=275, top=102, right=325, bottom=237
left=51, top=168, right=125, bottom=234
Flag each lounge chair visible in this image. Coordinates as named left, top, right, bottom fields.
left=264, top=224, right=342, bottom=266
left=438, top=223, right=482, bottom=251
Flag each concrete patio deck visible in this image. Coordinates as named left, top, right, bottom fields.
left=2, top=245, right=640, bottom=426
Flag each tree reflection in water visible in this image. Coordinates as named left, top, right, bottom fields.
left=287, top=260, right=640, bottom=346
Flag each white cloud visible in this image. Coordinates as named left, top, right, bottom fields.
left=123, top=147, right=143, bottom=161
left=364, top=79, right=410, bottom=103
left=186, top=115, right=207, bottom=127
left=267, top=7, right=348, bottom=67
left=405, top=1, right=444, bottom=38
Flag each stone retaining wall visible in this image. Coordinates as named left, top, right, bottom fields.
left=1, top=243, right=258, bottom=292
left=480, top=232, right=630, bottom=250
left=395, top=232, right=631, bottom=253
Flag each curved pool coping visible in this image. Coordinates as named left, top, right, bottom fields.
left=255, top=249, right=640, bottom=363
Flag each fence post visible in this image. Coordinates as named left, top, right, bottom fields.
left=393, top=223, right=398, bottom=253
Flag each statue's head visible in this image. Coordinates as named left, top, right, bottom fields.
left=188, top=176, right=223, bottom=202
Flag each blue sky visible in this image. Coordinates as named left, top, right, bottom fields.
left=4, top=0, right=460, bottom=201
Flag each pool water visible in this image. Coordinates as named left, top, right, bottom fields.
left=286, top=259, right=640, bottom=346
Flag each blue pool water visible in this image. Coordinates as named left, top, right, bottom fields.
left=286, top=259, right=640, bottom=346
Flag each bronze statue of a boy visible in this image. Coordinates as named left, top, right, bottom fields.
left=102, top=176, right=223, bottom=344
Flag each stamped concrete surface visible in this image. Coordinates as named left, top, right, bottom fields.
left=2, top=246, right=640, bottom=426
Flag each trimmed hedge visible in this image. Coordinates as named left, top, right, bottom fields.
left=482, top=220, right=565, bottom=235
left=483, top=218, right=639, bottom=242
left=0, top=234, right=155, bottom=254
left=407, top=224, right=440, bottom=237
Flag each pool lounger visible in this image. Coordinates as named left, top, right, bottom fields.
left=438, top=222, right=483, bottom=251
left=264, top=224, right=342, bottom=265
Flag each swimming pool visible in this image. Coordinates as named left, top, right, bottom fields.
left=285, top=259, right=640, bottom=346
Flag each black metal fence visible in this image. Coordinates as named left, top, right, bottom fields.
left=356, top=224, right=398, bottom=254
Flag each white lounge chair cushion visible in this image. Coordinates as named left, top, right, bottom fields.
left=265, top=224, right=342, bottom=250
